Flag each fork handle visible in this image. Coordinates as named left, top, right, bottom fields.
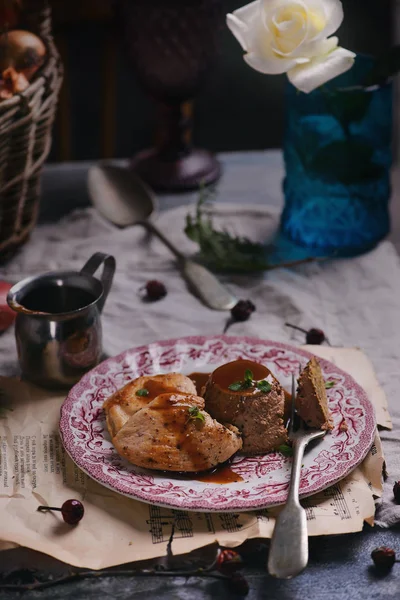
left=267, top=438, right=309, bottom=579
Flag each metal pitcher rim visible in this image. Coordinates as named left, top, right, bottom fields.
left=7, top=270, right=104, bottom=319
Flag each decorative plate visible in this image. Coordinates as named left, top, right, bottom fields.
left=59, top=335, right=376, bottom=512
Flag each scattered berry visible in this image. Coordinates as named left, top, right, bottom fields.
left=305, top=328, right=325, bottom=345
left=224, top=300, right=256, bottom=333
left=37, top=499, right=84, bottom=525
left=141, top=280, right=167, bottom=301
left=285, top=323, right=328, bottom=345
left=371, top=547, right=396, bottom=570
left=231, top=300, right=256, bottom=322
left=226, top=572, right=249, bottom=596
left=393, top=481, right=400, bottom=503
left=215, top=548, right=244, bottom=576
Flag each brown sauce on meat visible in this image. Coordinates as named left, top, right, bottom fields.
left=211, top=359, right=272, bottom=393
left=138, top=379, right=181, bottom=402
left=188, top=372, right=210, bottom=395
left=161, top=456, right=243, bottom=485
left=150, top=393, right=210, bottom=471
left=195, top=464, right=243, bottom=484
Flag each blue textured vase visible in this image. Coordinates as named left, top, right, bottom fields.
left=280, top=56, right=392, bottom=257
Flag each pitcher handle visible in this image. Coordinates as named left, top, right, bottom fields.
left=80, top=253, right=116, bottom=313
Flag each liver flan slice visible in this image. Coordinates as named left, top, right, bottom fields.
left=203, top=359, right=289, bottom=455
left=296, top=357, right=333, bottom=430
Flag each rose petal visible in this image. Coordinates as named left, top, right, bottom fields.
left=287, top=46, right=355, bottom=93
left=226, top=0, right=260, bottom=51
left=244, top=51, right=307, bottom=74
left=299, top=34, right=339, bottom=59
left=320, top=0, right=344, bottom=39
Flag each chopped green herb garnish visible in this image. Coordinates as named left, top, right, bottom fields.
left=325, top=381, right=336, bottom=389
left=187, top=406, right=205, bottom=423
left=244, top=369, right=253, bottom=386
left=257, top=380, right=272, bottom=393
left=228, top=381, right=243, bottom=391
left=136, top=388, right=149, bottom=397
left=278, top=444, right=294, bottom=457
left=228, top=370, right=272, bottom=393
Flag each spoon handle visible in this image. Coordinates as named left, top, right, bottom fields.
left=141, top=221, right=237, bottom=311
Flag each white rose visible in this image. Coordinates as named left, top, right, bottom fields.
left=227, top=0, right=356, bottom=93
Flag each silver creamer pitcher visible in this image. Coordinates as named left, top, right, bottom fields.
left=7, top=253, right=116, bottom=389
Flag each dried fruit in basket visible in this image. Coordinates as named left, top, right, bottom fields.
left=0, top=29, right=46, bottom=81
left=0, top=65, right=28, bottom=98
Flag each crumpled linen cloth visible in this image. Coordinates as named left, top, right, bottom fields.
left=1, top=202, right=399, bottom=527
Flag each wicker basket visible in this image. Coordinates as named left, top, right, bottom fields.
left=0, top=1, right=62, bottom=261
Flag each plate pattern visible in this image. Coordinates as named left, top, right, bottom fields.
left=59, top=336, right=376, bottom=511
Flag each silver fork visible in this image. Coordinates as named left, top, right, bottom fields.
left=267, top=373, right=326, bottom=579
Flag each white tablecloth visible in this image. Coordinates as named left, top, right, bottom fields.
left=1, top=202, right=399, bottom=526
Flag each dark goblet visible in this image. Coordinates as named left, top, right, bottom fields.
left=116, top=0, right=225, bottom=191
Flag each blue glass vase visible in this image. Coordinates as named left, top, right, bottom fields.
left=280, top=56, right=392, bottom=257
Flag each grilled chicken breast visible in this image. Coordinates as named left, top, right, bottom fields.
left=104, top=373, right=197, bottom=438
left=112, top=392, right=242, bottom=472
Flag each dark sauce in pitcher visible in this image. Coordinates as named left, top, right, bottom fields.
left=20, top=285, right=96, bottom=314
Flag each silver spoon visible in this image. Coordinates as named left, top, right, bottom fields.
left=87, top=165, right=237, bottom=311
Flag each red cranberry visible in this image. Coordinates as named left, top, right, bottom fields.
left=215, top=548, right=244, bottom=576
left=371, top=547, right=396, bottom=570
left=393, top=481, right=400, bottom=503
left=231, top=300, right=256, bottom=322
left=141, top=280, right=167, bottom=301
left=37, top=499, right=84, bottom=525
left=226, top=572, right=249, bottom=596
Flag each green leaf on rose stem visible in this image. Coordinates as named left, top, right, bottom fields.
left=228, top=381, right=243, bottom=392
left=363, top=45, right=400, bottom=87
left=325, top=381, right=336, bottom=389
left=278, top=444, right=294, bottom=457
left=188, top=406, right=205, bottom=423
left=136, top=388, right=149, bottom=397
left=257, top=380, right=272, bottom=393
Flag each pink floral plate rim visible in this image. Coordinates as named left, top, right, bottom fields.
left=59, top=335, right=376, bottom=512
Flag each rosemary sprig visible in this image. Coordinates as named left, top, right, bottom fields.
left=185, top=186, right=271, bottom=273
left=185, top=186, right=325, bottom=274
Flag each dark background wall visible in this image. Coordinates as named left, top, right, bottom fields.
left=49, top=0, right=394, bottom=162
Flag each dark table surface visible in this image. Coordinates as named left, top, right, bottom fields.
left=0, top=151, right=399, bottom=599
